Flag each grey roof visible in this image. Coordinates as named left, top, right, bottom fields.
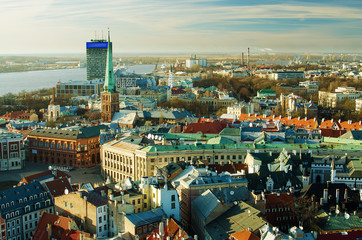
left=205, top=201, right=266, bottom=239
left=0, top=181, right=52, bottom=218
left=192, top=190, right=222, bottom=221
left=125, top=208, right=165, bottom=227
left=339, top=130, right=362, bottom=140
left=29, top=125, right=108, bottom=139
left=81, top=191, right=108, bottom=207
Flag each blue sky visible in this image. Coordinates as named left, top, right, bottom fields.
left=1, top=0, right=361, bottom=55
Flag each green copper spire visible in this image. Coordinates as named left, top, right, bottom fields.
left=103, top=29, right=116, bottom=93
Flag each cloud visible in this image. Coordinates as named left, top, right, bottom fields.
left=0, top=0, right=361, bottom=54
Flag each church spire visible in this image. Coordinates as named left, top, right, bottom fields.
left=104, top=29, right=116, bottom=93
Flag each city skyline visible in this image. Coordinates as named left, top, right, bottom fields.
left=1, top=0, right=362, bottom=55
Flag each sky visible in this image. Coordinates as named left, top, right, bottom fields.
left=1, top=0, right=362, bottom=55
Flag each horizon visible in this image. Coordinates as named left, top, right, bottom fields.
left=1, top=0, right=362, bottom=55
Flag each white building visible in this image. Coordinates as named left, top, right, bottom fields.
left=186, top=56, right=207, bottom=68
left=0, top=130, right=25, bottom=171
left=96, top=204, right=109, bottom=237
left=356, top=98, right=362, bottom=112
left=227, top=102, right=254, bottom=115
left=48, top=104, right=60, bottom=122
left=139, top=176, right=181, bottom=222
left=319, top=87, right=362, bottom=108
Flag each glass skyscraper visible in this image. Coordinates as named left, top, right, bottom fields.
left=86, top=39, right=110, bottom=81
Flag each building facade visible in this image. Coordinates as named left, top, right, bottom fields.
left=56, top=79, right=104, bottom=99
left=28, top=125, right=108, bottom=168
left=0, top=181, right=54, bottom=240
left=0, top=130, right=25, bottom=171
left=318, top=87, right=362, bottom=108
left=139, top=176, right=181, bottom=222
left=101, top=140, right=256, bottom=183
left=86, top=39, right=108, bottom=81
left=54, top=190, right=109, bottom=238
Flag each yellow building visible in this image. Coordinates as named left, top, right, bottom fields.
left=101, top=140, right=254, bottom=182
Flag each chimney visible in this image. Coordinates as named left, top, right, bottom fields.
left=159, top=221, right=164, bottom=238
left=47, top=223, right=52, bottom=239
left=336, top=189, right=340, bottom=203
left=323, top=189, right=328, bottom=203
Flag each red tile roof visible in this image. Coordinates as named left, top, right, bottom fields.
left=147, top=218, right=189, bottom=240
left=33, top=212, right=90, bottom=240
left=208, top=163, right=248, bottom=174
left=265, top=193, right=298, bottom=231
left=320, top=129, right=347, bottom=138
left=18, top=170, right=53, bottom=185
left=318, top=230, right=362, bottom=240
left=0, top=111, right=27, bottom=120
left=183, top=120, right=233, bottom=134
left=229, top=229, right=260, bottom=240
left=44, top=178, right=73, bottom=198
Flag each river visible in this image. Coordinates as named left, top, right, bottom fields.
left=0, top=64, right=155, bottom=96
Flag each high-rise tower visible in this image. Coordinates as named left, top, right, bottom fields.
left=101, top=30, right=119, bottom=123
left=86, top=34, right=109, bottom=81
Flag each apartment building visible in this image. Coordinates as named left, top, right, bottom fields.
left=28, top=125, right=108, bottom=167
left=54, top=189, right=108, bottom=237
left=0, top=181, right=54, bottom=240
left=318, top=87, right=362, bottom=108
left=101, top=139, right=257, bottom=183
left=0, top=129, right=25, bottom=171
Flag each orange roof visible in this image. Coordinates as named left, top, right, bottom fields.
left=18, top=170, right=53, bottom=185
left=230, top=229, right=260, bottom=240
left=147, top=218, right=188, bottom=240
left=33, top=212, right=90, bottom=240
left=320, top=120, right=342, bottom=129
left=340, top=121, right=362, bottom=131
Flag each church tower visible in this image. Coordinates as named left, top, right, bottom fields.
left=101, top=30, right=119, bottom=123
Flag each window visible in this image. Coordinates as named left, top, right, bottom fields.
left=33, top=141, right=37, bottom=147
left=132, top=200, right=135, bottom=205
left=99, top=226, right=102, bottom=232
left=10, top=144, right=18, bottom=150
left=144, top=203, right=147, bottom=208
left=171, top=195, right=175, bottom=202
left=70, top=203, right=73, bottom=208
left=103, top=215, right=106, bottom=221
left=138, top=199, right=141, bottom=204
left=65, top=202, right=67, bottom=207
left=99, top=217, right=102, bottom=223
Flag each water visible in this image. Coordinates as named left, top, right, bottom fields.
left=126, top=64, right=155, bottom=74
left=0, top=68, right=86, bottom=96
left=0, top=64, right=156, bottom=96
